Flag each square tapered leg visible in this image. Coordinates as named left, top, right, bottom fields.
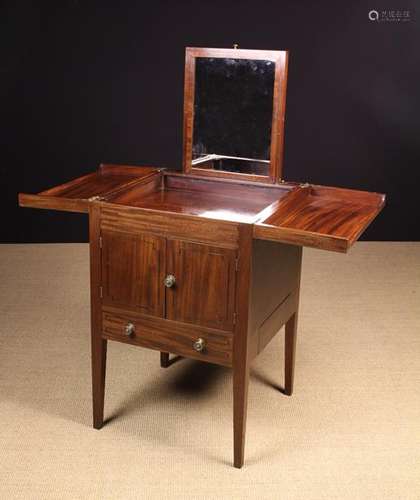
left=160, top=351, right=170, bottom=368
left=284, top=312, right=297, bottom=396
left=233, top=362, right=250, bottom=468
left=92, top=338, right=107, bottom=429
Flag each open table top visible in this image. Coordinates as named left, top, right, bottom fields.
left=19, top=164, right=385, bottom=253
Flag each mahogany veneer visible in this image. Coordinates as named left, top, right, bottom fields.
left=18, top=45, right=385, bottom=469
left=255, top=184, right=385, bottom=252
left=19, top=164, right=160, bottom=213
left=19, top=164, right=385, bottom=469
left=20, top=168, right=383, bottom=252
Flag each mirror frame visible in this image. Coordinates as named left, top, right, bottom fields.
left=182, top=47, right=289, bottom=184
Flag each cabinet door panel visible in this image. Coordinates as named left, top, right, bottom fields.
left=101, top=230, right=165, bottom=316
left=166, top=240, right=236, bottom=331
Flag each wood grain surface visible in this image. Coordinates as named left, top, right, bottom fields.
left=165, top=239, right=236, bottom=331
left=102, top=307, right=233, bottom=367
left=255, top=184, right=385, bottom=252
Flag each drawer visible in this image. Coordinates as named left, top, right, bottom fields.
left=102, top=307, right=233, bottom=367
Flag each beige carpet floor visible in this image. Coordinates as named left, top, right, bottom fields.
left=0, top=242, right=419, bottom=499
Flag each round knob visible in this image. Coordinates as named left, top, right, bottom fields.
left=124, top=322, right=135, bottom=337
left=193, top=338, right=206, bottom=352
left=164, top=274, right=176, bottom=288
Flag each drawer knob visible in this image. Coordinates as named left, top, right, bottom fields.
left=124, top=322, right=135, bottom=336
left=193, top=337, right=206, bottom=352
left=164, top=274, right=176, bottom=288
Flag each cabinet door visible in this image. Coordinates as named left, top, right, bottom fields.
left=166, top=240, right=236, bottom=331
left=101, top=230, right=165, bottom=316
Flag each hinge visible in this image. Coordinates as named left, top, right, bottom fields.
left=99, top=286, right=103, bottom=299
left=99, top=236, right=102, bottom=249
left=235, top=258, right=239, bottom=272
left=233, top=312, right=237, bottom=325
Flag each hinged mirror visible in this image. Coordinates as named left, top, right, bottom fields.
left=182, top=47, right=288, bottom=183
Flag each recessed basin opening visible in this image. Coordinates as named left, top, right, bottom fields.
left=108, top=172, right=294, bottom=223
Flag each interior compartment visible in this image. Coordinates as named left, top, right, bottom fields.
left=19, top=164, right=385, bottom=252
left=108, top=172, right=294, bottom=223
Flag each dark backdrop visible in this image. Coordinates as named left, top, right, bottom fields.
left=3, top=1, right=419, bottom=242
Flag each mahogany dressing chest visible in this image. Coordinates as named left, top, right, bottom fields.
left=19, top=47, right=385, bottom=468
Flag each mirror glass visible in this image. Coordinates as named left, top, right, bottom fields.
left=192, top=57, right=275, bottom=176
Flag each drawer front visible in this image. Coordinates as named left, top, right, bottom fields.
left=102, top=308, right=233, bottom=367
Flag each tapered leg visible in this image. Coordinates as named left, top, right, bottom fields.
left=233, top=363, right=250, bottom=468
left=284, top=312, right=297, bottom=396
left=89, top=204, right=107, bottom=429
left=232, top=224, right=253, bottom=468
left=92, top=338, right=107, bottom=429
left=160, top=351, right=170, bottom=368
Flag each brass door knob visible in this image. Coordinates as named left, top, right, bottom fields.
left=124, top=322, right=135, bottom=336
left=164, top=274, right=176, bottom=288
left=193, top=338, right=206, bottom=352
